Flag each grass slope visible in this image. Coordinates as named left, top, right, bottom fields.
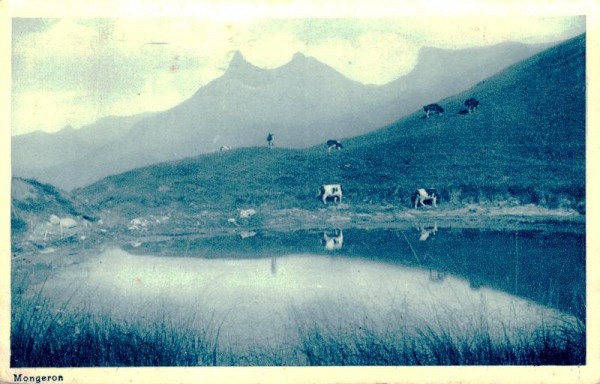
left=77, top=34, right=585, bottom=215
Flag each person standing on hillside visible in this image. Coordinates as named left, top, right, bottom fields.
left=267, top=133, right=274, bottom=149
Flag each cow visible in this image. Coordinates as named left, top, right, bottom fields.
left=322, top=229, right=344, bottom=250
left=219, top=145, right=231, bottom=152
left=320, top=184, right=342, bottom=204
left=423, top=103, right=444, bottom=118
left=464, top=98, right=479, bottom=114
left=267, top=133, right=274, bottom=148
left=326, top=140, right=343, bottom=152
left=413, top=188, right=438, bottom=208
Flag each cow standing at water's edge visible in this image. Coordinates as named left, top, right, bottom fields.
left=320, top=184, right=342, bottom=204
left=413, top=188, right=438, bottom=208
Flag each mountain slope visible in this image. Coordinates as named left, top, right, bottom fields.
left=12, top=113, right=153, bottom=182
left=12, top=41, right=553, bottom=191
left=57, top=52, right=394, bottom=189
left=76, top=34, right=585, bottom=214
left=382, top=41, right=553, bottom=109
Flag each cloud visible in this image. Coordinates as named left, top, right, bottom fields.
left=11, top=16, right=586, bottom=135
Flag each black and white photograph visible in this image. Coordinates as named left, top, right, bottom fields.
left=2, top=1, right=599, bottom=383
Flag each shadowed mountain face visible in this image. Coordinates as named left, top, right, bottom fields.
left=12, top=113, right=153, bottom=187
left=77, top=35, right=585, bottom=214
left=13, top=41, right=553, bottom=191
left=382, top=41, right=555, bottom=113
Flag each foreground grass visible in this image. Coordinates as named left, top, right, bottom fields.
left=295, top=318, right=585, bottom=366
left=12, top=295, right=585, bottom=367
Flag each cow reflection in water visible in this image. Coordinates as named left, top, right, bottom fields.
left=417, top=223, right=438, bottom=241
left=429, top=269, right=448, bottom=282
left=322, top=230, right=344, bottom=251
left=469, top=277, right=484, bottom=290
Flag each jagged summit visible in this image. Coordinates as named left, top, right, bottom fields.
left=225, top=50, right=315, bottom=74
left=225, top=50, right=264, bottom=74
left=222, top=50, right=338, bottom=87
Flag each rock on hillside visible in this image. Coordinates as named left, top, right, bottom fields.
left=11, top=178, right=97, bottom=252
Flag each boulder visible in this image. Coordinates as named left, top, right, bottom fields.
left=49, top=214, right=60, bottom=225
left=60, top=217, right=78, bottom=228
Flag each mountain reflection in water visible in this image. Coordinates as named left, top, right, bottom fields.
left=126, top=226, right=585, bottom=315
left=33, top=226, right=584, bottom=355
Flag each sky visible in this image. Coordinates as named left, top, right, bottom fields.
left=10, top=10, right=586, bottom=136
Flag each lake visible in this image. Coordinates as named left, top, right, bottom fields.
left=24, top=225, right=585, bottom=365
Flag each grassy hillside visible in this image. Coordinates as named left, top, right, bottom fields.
left=76, top=34, right=585, bottom=215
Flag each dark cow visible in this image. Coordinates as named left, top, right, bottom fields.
left=464, top=98, right=479, bottom=114
left=267, top=133, right=274, bottom=148
left=413, top=188, right=438, bottom=208
left=423, top=103, right=444, bottom=118
left=326, top=140, right=343, bottom=152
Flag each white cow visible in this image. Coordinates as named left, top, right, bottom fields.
left=320, top=184, right=342, bottom=204
left=220, top=145, right=231, bottom=152
left=413, top=188, right=438, bottom=208
left=323, top=230, right=344, bottom=250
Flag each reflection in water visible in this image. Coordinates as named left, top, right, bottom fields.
left=418, top=223, right=438, bottom=241
left=428, top=269, right=448, bottom=283
left=239, top=230, right=257, bottom=239
left=123, top=227, right=584, bottom=315
left=27, top=226, right=584, bottom=363
left=322, top=229, right=344, bottom=251
left=33, top=243, right=579, bottom=357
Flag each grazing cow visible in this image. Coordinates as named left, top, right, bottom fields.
left=267, top=133, right=274, bottom=148
left=423, top=103, right=444, bottom=118
left=220, top=145, right=231, bottom=152
left=464, top=98, right=479, bottom=114
left=320, top=184, right=342, bottom=204
left=413, top=188, right=438, bottom=208
left=326, top=140, right=343, bottom=152
left=322, top=230, right=344, bottom=250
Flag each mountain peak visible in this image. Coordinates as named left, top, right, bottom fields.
left=229, top=50, right=247, bottom=66
left=291, top=52, right=307, bottom=61
left=225, top=50, right=264, bottom=75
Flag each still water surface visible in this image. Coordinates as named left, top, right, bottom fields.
left=35, top=226, right=585, bottom=355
